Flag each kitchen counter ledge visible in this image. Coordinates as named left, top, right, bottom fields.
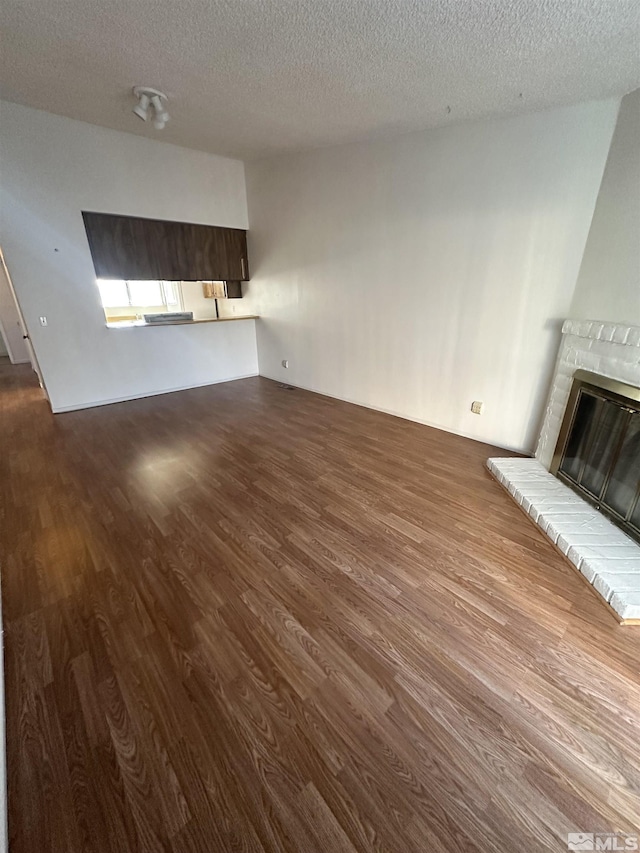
left=106, top=315, right=258, bottom=328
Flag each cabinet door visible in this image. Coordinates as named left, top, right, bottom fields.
left=83, top=212, right=151, bottom=279
left=151, top=219, right=187, bottom=281
left=128, top=216, right=169, bottom=279
left=224, top=229, right=250, bottom=280
left=83, top=212, right=249, bottom=281
left=83, top=212, right=169, bottom=279
left=224, top=280, right=243, bottom=298
left=180, top=222, right=230, bottom=280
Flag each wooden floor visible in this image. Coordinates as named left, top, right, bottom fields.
left=2, top=364, right=640, bottom=853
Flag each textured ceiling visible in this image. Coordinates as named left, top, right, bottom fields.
left=1, top=0, right=638, bottom=160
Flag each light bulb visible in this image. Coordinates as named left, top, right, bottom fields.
left=154, top=111, right=170, bottom=129
left=133, top=93, right=150, bottom=121
left=151, top=95, right=169, bottom=122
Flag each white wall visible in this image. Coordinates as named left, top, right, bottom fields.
left=244, top=100, right=619, bottom=452
left=181, top=281, right=221, bottom=320
left=0, top=101, right=258, bottom=412
left=570, top=90, right=640, bottom=325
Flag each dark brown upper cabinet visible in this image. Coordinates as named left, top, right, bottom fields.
left=82, top=212, right=250, bottom=281
left=223, top=228, right=249, bottom=280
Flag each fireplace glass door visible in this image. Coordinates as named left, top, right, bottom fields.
left=553, top=372, right=640, bottom=544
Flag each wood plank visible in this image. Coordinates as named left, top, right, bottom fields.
left=2, top=361, right=640, bottom=851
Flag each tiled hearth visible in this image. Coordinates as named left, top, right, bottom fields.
left=487, top=457, right=640, bottom=621
left=487, top=319, right=640, bottom=624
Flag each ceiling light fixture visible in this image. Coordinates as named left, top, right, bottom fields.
left=132, top=87, right=170, bottom=130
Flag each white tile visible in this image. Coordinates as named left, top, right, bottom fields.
left=612, top=325, right=631, bottom=345
left=516, top=488, right=567, bottom=499
left=572, top=545, right=640, bottom=564
left=532, top=503, right=592, bottom=514
left=487, top=456, right=640, bottom=621
left=528, top=505, right=543, bottom=524
left=544, top=520, right=605, bottom=544
left=590, top=323, right=605, bottom=340
left=581, top=557, right=640, bottom=579
left=626, top=327, right=640, bottom=348
left=578, top=560, right=599, bottom=583
left=521, top=496, right=533, bottom=514
left=600, top=324, right=616, bottom=343
left=566, top=545, right=585, bottom=567
left=544, top=513, right=604, bottom=527
left=567, top=544, right=639, bottom=564
left=594, top=573, right=640, bottom=603
left=610, top=592, right=640, bottom=620
left=556, top=533, right=631, bottom=556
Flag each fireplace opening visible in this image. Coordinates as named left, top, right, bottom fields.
left=551, top=370, right=640, bottom=544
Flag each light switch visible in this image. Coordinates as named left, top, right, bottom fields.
left=39, top=316, right=48, bottom=326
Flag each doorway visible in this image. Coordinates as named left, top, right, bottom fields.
left=0, top=248, right=48, bottom=398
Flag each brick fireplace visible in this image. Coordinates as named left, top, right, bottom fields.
left=488, top=319, right=640, bottom=623
left=536, top=319, right=640, bottom=470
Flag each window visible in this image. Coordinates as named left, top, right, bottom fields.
left=97, top=280, right=182, bottom=318
left=97, top=279, right=129, bottom=308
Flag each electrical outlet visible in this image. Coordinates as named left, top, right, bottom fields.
left=471, top=401, right=483, bottom=415
left=282, top=359, right=289, bottom=369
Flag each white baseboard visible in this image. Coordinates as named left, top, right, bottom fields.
left=259, top=372, right=531, bottom=456
left=51, top=373, right=260, bottom=413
